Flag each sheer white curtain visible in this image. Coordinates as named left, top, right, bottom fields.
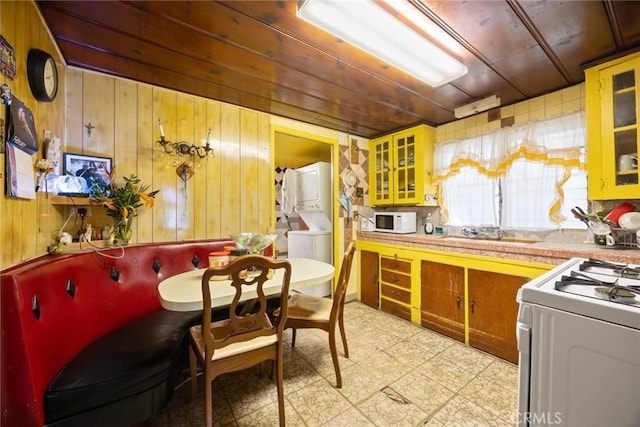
left=440, top=167, right=498, bottom=226
left=501, top=160, right=587, bottom=229
left=434, top=112, right=587, bottom=229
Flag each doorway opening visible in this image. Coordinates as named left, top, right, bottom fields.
left=272, top=126, right=338, bottom=296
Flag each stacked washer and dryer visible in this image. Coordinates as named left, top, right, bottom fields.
left=282, top=161, right=332, bottom=297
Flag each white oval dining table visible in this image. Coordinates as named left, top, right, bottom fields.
left=158, top=257, right=335, bottom=312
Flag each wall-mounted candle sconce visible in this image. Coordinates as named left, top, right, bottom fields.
left=156, top=119, right=214, bottom=181
left=156, top=119, right=213, bottom=159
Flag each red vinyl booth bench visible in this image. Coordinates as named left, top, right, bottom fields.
left=1, top=238, right=242, bottom=427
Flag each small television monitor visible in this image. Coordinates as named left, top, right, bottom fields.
left=59, top=153, right=112, bottom=197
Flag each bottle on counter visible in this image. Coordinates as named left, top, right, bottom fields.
left=424, top=213, right=434, bottom=234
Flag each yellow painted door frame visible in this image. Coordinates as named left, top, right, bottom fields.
left=270, top=125, right=340, bottom=286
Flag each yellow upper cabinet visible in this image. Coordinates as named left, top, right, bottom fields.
left=586, top=52, right=640, bottom=200
left=369, top=124, right=435, bottom=206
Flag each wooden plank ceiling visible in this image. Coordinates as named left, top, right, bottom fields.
left=38, top=0, right=640, bottom=138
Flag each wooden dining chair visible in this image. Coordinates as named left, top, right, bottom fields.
left=275, top=242, right=356, bottom=388
left=188, top=255, right=291, bottom=427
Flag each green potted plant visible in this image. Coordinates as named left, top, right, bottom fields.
left=90, top=172, right=159, bottom=245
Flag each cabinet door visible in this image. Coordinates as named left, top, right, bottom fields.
left=393, top=130, right=419, bottom=204
left=467, top=269, right=528, bottom=364
left=420, top=260, right=465, bottom=342
left=601, top=61, right=640, bottom=198
left=589, top=58, right=640, bottom=199
left=360, top=250, right=379, bottom=308
left=370, top=137, right=393, bottom=205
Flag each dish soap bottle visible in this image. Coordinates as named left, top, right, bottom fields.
left=424, top=213, right=434, bottom=234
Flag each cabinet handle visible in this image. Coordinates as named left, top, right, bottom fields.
left=456, top=295, right=461, bottom=309
left=470, top=299, right=475, bottom=314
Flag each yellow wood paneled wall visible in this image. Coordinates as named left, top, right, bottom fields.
left=65, top=70, right=271, bottom=249
left=0, top=1, right=67, bottom=267
left=0, top=2, right=272, bottom=269
left=3, top=1, right=361, bottom=270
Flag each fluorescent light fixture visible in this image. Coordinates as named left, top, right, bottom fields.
left=297, top=0, right=467, bottom=87
left=454, top=95, right=501, bottom=119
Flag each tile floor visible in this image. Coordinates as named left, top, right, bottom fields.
left=151, top=302, right=518, bottom=426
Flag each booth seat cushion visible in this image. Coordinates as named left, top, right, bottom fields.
left=44, top=309, right=201, bottom=424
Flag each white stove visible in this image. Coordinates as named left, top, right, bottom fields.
left=516, top=257, right=640, bottom=427
left=519, top=257, right=640, bottom=328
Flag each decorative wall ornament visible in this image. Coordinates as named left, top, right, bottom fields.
left=84, top=122, right=95, bottom=137
left=0, top=35, right=16, bottom=80
left=156, top=119, right=213, bottom=179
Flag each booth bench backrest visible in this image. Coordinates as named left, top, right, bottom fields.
left=1, top=239, right=235, bottom=426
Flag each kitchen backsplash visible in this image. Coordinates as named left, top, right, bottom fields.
left=435, top=83, right=585, bottom=143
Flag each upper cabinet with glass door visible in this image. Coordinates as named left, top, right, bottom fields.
left=369, top=124, right=435, bottom=206
left=586, top=51, right=640, bottom=200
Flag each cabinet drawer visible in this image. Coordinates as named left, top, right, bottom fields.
left=380, top=298, right=411, bottom=321
left=380, top=269, right=411, bottom=289
left=381, top=257, right=411, bottom=274
left=381, top=284, right=411, bottom=304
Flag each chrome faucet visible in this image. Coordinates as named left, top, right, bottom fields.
left=461, top=227, right=505, bottom=239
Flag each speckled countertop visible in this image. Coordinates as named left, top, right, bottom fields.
left=357, top=231, right=640, bottom=266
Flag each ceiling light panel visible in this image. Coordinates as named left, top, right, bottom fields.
left=297, top=0, right=468, bottom=87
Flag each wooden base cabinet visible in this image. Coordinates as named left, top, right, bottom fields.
left=467, top=269, right=528, bottom=364
left=420, top=260, right=465, bottom=342
left=357, top=240, right=551, bottom=363
left=379, top=255, right=412, bottom=321
left=360, top=250, right=380, bottom=308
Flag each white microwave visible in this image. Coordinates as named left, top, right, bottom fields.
left=374, top=212, right=416, bottom=234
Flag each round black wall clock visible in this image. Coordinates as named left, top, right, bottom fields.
left=27, top=49, right=58, bottom=102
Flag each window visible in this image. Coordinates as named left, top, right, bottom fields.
left=435, top=112, right=587, bottom=230
left=501, top=160, right=587, bottom=229
left=441, top=167, right=497, bottom=227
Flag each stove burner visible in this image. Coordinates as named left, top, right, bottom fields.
left=594, top=287, right=637, bottom=305
left=613, top=267, right=640, bottom=279
left=568, top=271, right=618, bottom=286
left=554, top=268, right=640, bottom=307
left=579, top=258, right=640, bottom=278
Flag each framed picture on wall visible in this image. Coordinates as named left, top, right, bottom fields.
left=61, top=153, right=112, bottom=196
